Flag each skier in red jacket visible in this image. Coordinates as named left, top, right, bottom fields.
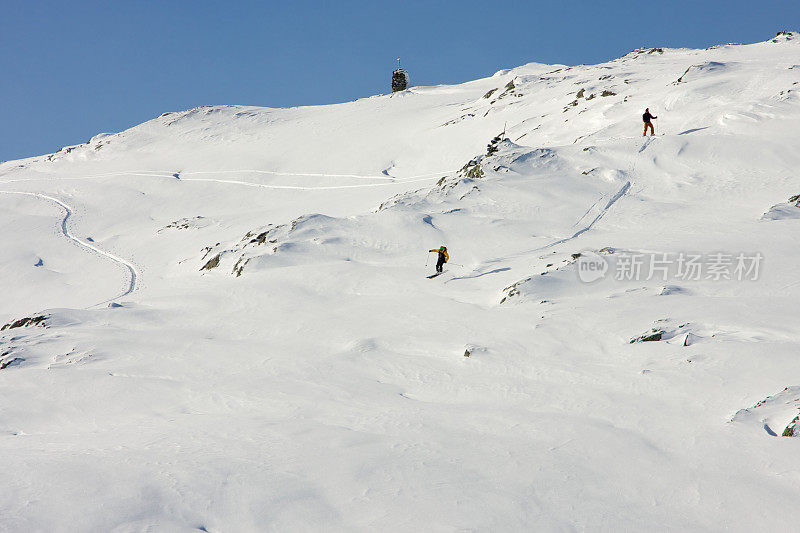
left=643, top=108, right=657, bottom=136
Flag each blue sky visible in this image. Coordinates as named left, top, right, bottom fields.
left=1, top=0, right=797, bottom=162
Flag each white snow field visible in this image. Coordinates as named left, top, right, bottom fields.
left=1, top=32, right=800, bottom=532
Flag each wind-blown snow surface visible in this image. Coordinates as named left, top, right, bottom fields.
left=1, top=33, right=800, bottom=531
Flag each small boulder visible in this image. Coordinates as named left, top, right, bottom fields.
left=630, top=329, right=665, bottom=343
left=201, top=253, right=221, bottom=271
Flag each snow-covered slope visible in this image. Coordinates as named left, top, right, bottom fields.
left=1, top=32, right=799, bottom=532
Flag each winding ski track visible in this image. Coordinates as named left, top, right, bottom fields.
left=0, top=151, right=635, bottom=295
left=0, top=191, right=138, bottom=306
left=0, top=138, right=656, bottom=298
left=0, top=167, right=448, bottom=307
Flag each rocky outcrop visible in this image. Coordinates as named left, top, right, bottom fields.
left=200, top=253, right=221, bottom=271
left=731, top=387, right=800, bottom=437
left=630, top=321, right=696, bottom=344
left=782, top=414, right=799, bottom=437
left=761, top=194, right=800, bottom=220
left=454, top=160, right=482, bottom=182
left=0, top=355, right=23, bottom=370
left=1, top=315, right=47, bottom=331
left=161, top=216, right=207, bottom=231
left=630, top=329, right=664, bottom=343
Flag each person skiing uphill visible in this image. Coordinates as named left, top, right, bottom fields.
left=429, top=246, right=449, bottom=273
left=642, top=108, right=657, bottom=136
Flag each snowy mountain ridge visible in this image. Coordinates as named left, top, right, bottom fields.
left=1, top=32, right=800, bottom=532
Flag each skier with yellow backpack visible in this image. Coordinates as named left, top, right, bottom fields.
left=428, top=246, right=449, bottom=276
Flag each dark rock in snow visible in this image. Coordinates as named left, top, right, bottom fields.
left=163, top=216, right=205, bottom=231
left=459, top=159, right=484, bottom=180
left=233, top=257, right=251, bottom=277
left=499, top=284, right=521, bottom=304
left=0, top=357, right=23, bottom=370
left=201, top=253, right=221, bottom=271
left=630, top=329, right=665, bottom=343
left=1, top=315, right=47, bottom=331
left=783, top=414, right=800, bottom=437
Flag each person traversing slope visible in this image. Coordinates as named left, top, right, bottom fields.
left=643, top=108, right=657, bottom=136
left=429, top=246, right=449, bottom=273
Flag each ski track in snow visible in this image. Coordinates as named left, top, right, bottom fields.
left=0, top=190, right=138, bottom=307
left=533, top=180, right=632, bottom=252
left=529, top=137, right=648, bottom=253
left=0, top=168, right=448, bottom=307
left=472, top=177, right=632, bottom=273
left=470, top=136, right=651, bottom=275
left=177, top=175, right=440, bottom=190
left=0, top=141, right=646, bottom=296
left=0, top=168, right=452, bottom=189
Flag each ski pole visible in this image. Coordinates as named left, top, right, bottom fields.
left=425, top=254, right=430, bottom=268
